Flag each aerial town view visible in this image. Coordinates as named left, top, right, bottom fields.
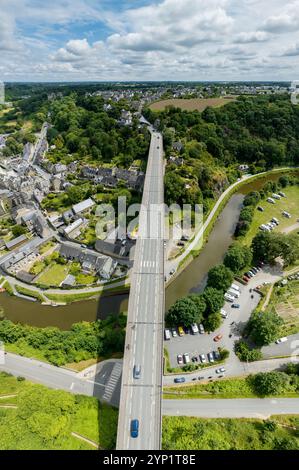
left=0, top=0, right=299, bottom=461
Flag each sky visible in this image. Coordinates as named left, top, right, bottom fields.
left=0, top=0, right=299, bottom=82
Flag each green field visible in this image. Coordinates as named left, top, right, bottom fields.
left=242, top=185, right=299, bottom=246
left=15, top=285, right=44, bottom=302
left=162, top=415, right=299, bottom=450
left=45, top=290, right=101, bottom=304
left=0, top=372, right=118, bottom=450
left=37, top=263, right=69, bottom=286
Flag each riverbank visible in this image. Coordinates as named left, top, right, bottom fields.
left=167, top=167, right=299, bottom=281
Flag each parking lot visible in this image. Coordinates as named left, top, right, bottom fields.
left=165, top=267, right=283, bottom=369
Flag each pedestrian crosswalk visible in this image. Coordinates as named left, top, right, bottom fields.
left=141, top=260, right=156, bottom=268
left=103, top=363, right=122, bottom=402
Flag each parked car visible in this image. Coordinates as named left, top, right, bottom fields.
left=177, top=354, right=183, bottom=365
left=183, top=353, right=190, bottom=364
left=214, top=334, right=223, bottom=342
left=191, top=323, right=199, bottom=334
left=178, top=326, right=185, bottom=336
left=232, top=303, right=240, bottom=309
left=199, top=323, right=205, bottom=334
left=220, top=308, right=228, bottom=319
left=192, top=356, right=198, bottom=362
left=213, top=350, right=220, bottom=360
left=169, top=269, right=175, bottom=275
left=199, top=354, right=206, bottom=363
left=207, top=352, right=215, bottom=363
left=174, top=377, right=186, bottom=383
left=164, top=329, right=171, bottom=340
left=257, top=206, right=264, bottom=212
left=172, top=328, right=177, bottom=337
left=275, top=337, right=288, bottom=344
left=215, top=367, right=226, bottom=374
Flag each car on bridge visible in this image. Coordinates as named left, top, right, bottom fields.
left=133, top=365, right=141, bottom=379
left=130, top=419, right=139, bottom=438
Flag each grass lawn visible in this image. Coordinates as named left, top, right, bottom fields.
left=149, top=97, right=236, bottom=112
left=46, top=290, right=101, bottom=304
left=241, top=185, right=299, bottom=246
left=268, top=279, right=299, bottom=336
left=75, top=273, right=97, bottom=285
left=163, top=376, right=299, bottom=399
left=37, top=263, right=69, bottom=286
left=15, top=285, right=44, bottom=302
left=162, top=415, right=299, bottom=450
left=0, top=372, right=118, bottom=450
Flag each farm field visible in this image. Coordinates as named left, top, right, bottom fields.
left=0, top=372, right=118, bottom=450
left=149, top=97, right=236, bottom=112
left=268, top=279, right=299, bottom=336
left=242, top=185, right=299, bottom=246
left=162, top=415, right=299, bottom=450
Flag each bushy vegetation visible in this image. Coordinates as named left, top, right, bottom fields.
left=252, top=231, right=299, bottom=266
left=0, top=372, right=117, bottom=450
left=0, top=316, right=126, bottom=366
left=235, top=341, right=262, bottom=362
left=246, top=310, right=283, bottom=346
left=163, top=415, right=299, bottom=450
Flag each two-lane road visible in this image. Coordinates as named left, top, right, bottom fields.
left=116, top=130, right=165, bottom=450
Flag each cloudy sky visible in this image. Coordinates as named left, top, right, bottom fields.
left=0, top=0, right=299, bottom=81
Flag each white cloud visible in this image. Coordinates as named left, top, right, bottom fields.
left=1, top=0, right=299, bottom=81
left=262, top=1, right=299, bottom=33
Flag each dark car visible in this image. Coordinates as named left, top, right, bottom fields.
left=174, top=377, right=186, bottom=384
left=130, top=419, right=139, bottom=438
left=231, top=303, right=240, bottom=308
left=257, top=206, right=264, bottom=212
left=213, top=350, right=220, bottom=360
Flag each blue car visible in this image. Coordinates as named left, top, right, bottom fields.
left=130, top=419, right=139, bottom=438
left=174, top=377, right=186, bottom=383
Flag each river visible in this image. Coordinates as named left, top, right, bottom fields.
left=0, top=172, right=295, bottom=329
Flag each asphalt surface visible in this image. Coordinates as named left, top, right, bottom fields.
left=116, top=130, right=164, bottom=450
left=162, top=398, right=299, bottom=418
left=0, top=352, right=122, bottom=407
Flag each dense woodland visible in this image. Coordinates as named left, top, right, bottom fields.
left=144, top=94, right=299, bottom=209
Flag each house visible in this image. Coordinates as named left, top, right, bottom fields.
left=5, top=234, right=27, bottom=250
left=61, top=274, right=76, bottom=287
left=239, top=164, right=249, bottom=172
left=173, top=142, right=184, bottom=152
left=62, top=209, right=74, bottom=224
left=100, top=257, right=117, bottom=279
left=63, top=218, right=84, bottom=236
left=72, top=198, right=95, bottom=215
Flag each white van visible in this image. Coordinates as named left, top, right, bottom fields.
left=224, top=293, right=234, bottom=302
left=164, top=329, right=171, bottom=340
left=228, top=289, right=240, bottom=298
left=191, top=323, right=199, bottom=334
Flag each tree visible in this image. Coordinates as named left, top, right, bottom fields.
left=203, top=312, right=222, bottom=332
left=12, top=225, right=26, bottom=237
left=167, top=297, right=200, bottom=327
left=224, top=243, right=252, bottom=273
left=247, top=310, right=283, bottom=346
left=187, top=295, right=206, bottom=323
left=207, top=264, right=234, bottom=292
left=253, top=371, right=291, bottom=396
left=235, top=341, right=262, bottom=362
left=202, top=287, right=224, bottom=315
